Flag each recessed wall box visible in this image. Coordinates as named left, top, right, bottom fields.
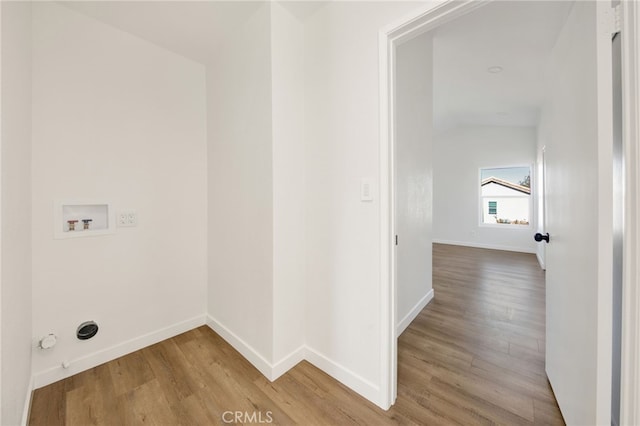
left=54, top=200, right=115, bottom=239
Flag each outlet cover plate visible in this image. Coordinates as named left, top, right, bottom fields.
left=117, top=210, right=138, bottom=227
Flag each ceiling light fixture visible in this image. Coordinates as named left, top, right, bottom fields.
left=487, top=66, right=503, bottom=74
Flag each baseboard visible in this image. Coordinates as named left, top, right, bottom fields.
left=204, top=317, right=384, bottom=405
left=205, top=315, right=274, bottom=380
left=271, top=345, right=306, bottom=380
left=396, top=289, right=434, bottom=337
left=30, top=313, right=387, bottom=413
left=205, top=315, right=307, bottom=381
left=432, top=238, right=536, bottom=254
left=536, top=251, right=546, bottom=270
left=20, top=374, right=34, bottom=426
left=305, top=346, right=382, bottom=407
left=33, top=314, right=206, bottom=389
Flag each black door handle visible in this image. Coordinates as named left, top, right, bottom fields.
left=534, top=232, right=550, bottom=243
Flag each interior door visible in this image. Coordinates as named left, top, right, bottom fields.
left=536, top=147, right=547, bottom=269
left=541, top=1, right=613, bottom=424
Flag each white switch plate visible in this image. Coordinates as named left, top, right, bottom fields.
left=117, top=210, right=137, bottom=227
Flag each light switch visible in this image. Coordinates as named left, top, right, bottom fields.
left=361, top=178, right=373, bottom=202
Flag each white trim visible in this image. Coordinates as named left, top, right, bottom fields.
left=396, top=289, right=434, bottom=337
left=536, top=252, right=546, bottom=271
left=206, top=315, right=382, bottom=404
left=20, top=375, right=34, bottom=426
left=432, top=238, right=536, bottom=255
left=271, top=345, right=306, bottom=381
left=205, top=316, right=304, bottom=381
left=595, top=3, right=614, bottom=422
left=304, top=345, right=382, bottom=408
left=378, top=0, right=489, bottom=409
left=206, top=316, right=382, bottom=404
left=378, top=25, right=395, bottom=411
left=0, top=0, right=3, bottom=416
left=621, top=0, right=640, bottom=424
left=205, top=315, right=273, bottom=380
left=34, top=315, right=206, bottom=389
left=379, top=0, right=489, bottom=46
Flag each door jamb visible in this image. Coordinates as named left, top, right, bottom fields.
left=620, top=1, right=640, bottom=424
left=377, top=0, right=489, bottom=409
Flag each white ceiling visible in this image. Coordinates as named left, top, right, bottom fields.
left=62, top=1, right=329, bottom=64
left=62, top=1, right=267, bottom=64
left=62, top=1, right=570, bottom=131
left=279, top=1, right=328, bottom=21
left=432, top=1, right=573, bottom=132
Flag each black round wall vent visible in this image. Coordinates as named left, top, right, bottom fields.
left=77, top=321, right=99, bottom=340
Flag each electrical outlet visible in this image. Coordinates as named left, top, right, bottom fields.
left=117, top=210, right=137, bottom=227
left=127, top=211, right=137, bottom=226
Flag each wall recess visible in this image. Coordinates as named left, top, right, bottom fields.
left=54, top=200, right=115, bottom=239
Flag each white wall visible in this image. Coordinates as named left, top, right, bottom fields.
left=206, top=4, right=275, bottom=365
left=395, top=32, right=434, bottom=336
left=303, top=1, right=434, bottom=405
left=31, top=2, right=208, bottom=386
left=1, top=2, right=33, bottom=424
left=433, top=126, right=537, bottom=253
left=206, top=2, right=308, bottom=376
left=270, top=3, right=306, bottom=366
left=16, top=0, right=488, bottom=413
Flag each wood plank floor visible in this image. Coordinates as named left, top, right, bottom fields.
left=29, top=244, right=564, bottom=425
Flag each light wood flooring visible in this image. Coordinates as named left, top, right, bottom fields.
left=29, top=244, right=564, bottom=425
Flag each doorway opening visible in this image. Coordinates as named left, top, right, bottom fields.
left=380, top=1, right=630, bottom=424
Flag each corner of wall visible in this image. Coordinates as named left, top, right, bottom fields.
left=205, top=315, right=305, bottom=381
left=205, top=315, right=273, bottom=379
left=1, top=1, right=33, bottom=424
left=206, top=0, right=275, bottom=368
left=396, top=289, right=434, bottom=337
left=270, top=0, right=306, bottom=368
left=303, top=345, right=383, bottom=408
left=20, top=374, right=34, bottom=426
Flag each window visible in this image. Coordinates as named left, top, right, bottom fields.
left=480, top=166, right=531, bottom=226
left=488, top=201, right=497, bottom=215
